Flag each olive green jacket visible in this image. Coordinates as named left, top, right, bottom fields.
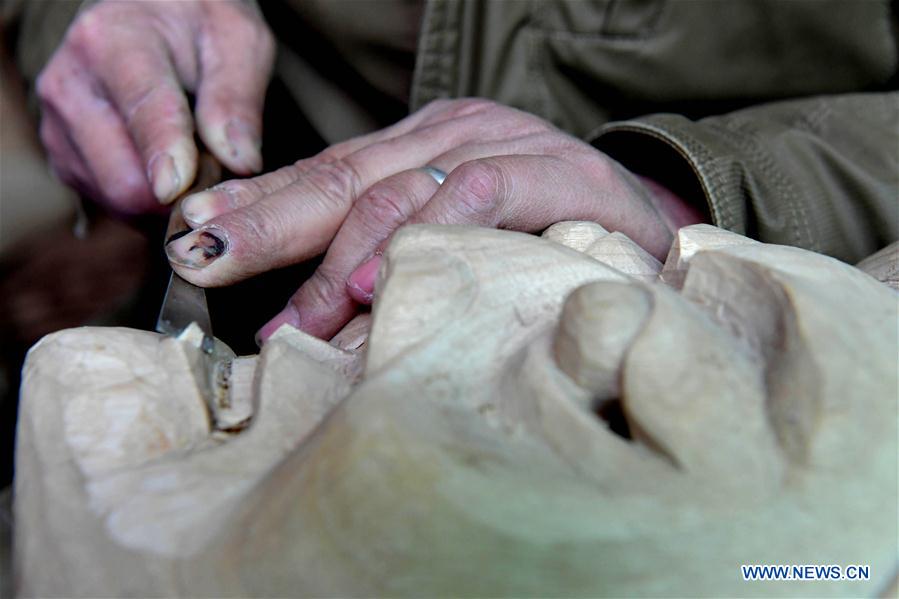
left=408, top=0, right=898, bottom=262
left=13, top=0, right=899, bottom=262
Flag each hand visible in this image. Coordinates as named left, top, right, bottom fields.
left=163, top=99, right=706, bottom=342
left=36, top=0, right=275, bottom=214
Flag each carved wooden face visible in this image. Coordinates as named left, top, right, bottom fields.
left=15, top=224, right=898, bottom=597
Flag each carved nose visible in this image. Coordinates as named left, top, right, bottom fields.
left=553, top=281, right=652, bottom=407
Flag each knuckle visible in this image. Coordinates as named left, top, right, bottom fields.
left=34, top=71, right=58, bottom=102
left=226, top=203, right=284, bottom=264
left=521, top=116, right=557, bottom=135
left=445, top=97, right=496, bottom=119
left=305, top=264, right=347, bottom=301
left=531, top=130, right=578, bottom=154
left=213, top=179, right=260, bottom=205
left=123, top=84, right=184, bottom=127
left=255, top=163, right=304, bottom=193
left=250, top=23, right=276, bottom=57
left=313, top=145, right=342, bottom=164
left=215, top=2, right=276, bottom=55
left=306, top=157, right=362, bottom=210
left=451, top=160, right=502, bottom=215
left=235, top=16, right=268, bottom=47
left=67, top=10, right=103, bottom=48
left=419, top=97, right=496, bottom=120
left=66, top=6, right=118, bottom=57
left=420, top=98, right=454, bottom=114
left=358, top=184, right=411, bottom=231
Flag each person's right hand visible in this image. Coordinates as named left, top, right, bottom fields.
left=36, top=0, right=275, bottom=214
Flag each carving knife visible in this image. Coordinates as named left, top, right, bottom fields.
left=154, top=154, right=248, bottom=432
left=156, top=271, right=215, bottom=354
left=155, top=153, right=222, bottom=351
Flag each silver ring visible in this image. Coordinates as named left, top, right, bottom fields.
left=419, top=165, right=447, bottom=185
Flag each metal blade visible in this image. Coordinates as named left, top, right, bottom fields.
left=156, top=271, right=214, bottom=353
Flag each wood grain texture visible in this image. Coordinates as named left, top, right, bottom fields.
left=856, top=240, right=899, bottom=291
left=14, top=224, right=898, bottom=597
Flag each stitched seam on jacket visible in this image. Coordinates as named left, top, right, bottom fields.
left=597, top=118, right=819, bottom=250
left=594, top=121, right=727, bottom=229
left=793, top=98, right=830, bottom=136
left=409, top=0, right=436, bottom=110
left=537, top=0, right=668, bottom=40
left=411, top=0, right=456, bottom=108
left=529, top=1, right=549, bottom=122
left=717, top=116, right=815, bottom=251
left=672, top=123, right=742, bottom=232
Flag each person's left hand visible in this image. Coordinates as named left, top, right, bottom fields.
left=164, top=99, right=705, bottom=342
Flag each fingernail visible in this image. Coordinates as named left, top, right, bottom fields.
left=256, top=304, right=301, bottom=346
left=165, top=226, right=228, bottom=269
left=226, top=119, right=262, bottom=173
left=346, top=255, right=382, bottom=304
left=165, top=229, right=192, bottom=245
left=148, top=152, right=181, bottom=204
left=182, top=188, right=233, bottom=226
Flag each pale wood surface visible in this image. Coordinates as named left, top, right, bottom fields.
left=856, top=240, right=899, bottom=291
left=14, top=224, right=898, bottom=597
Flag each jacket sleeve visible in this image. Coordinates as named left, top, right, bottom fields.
left=591, top=93, right=899, bottom=263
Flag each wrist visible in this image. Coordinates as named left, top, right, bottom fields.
left=634, top=174, right=707, bottom=235
left=591, top=125, right=712, bottom=236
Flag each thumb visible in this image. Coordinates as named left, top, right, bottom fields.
left=194, top=3, right=275, bottom=174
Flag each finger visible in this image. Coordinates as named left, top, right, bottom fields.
left=345, top=255, right=382, bottom=305
left=39, top=108, right=98, bottom=198
left=97, top=39, right=196, bottom=204
left=341, top=156, right=595, bottom=304
left=192, top=7, right=470, bottom=177
left=347, top=112, right=543, bottom=182
left=194, top=3, right=275, bottom=175
left=38, top=53, right=156, bottom=214
left=318, top=135, right=575, bottom=305
left=411, top=155, right=672, bottom=257
left=165, top=113, right=504, bottom=286
left=178, top=143, right=407, bottom=228
left=165, top=154, right=223, bottom=241
left=257, top=169, right=441, bottom=341
left=262, top=137, right=557, bottom=336
left=178, top=100, right=518, bottom=225
left=180, top=161, right=309, bottom=227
